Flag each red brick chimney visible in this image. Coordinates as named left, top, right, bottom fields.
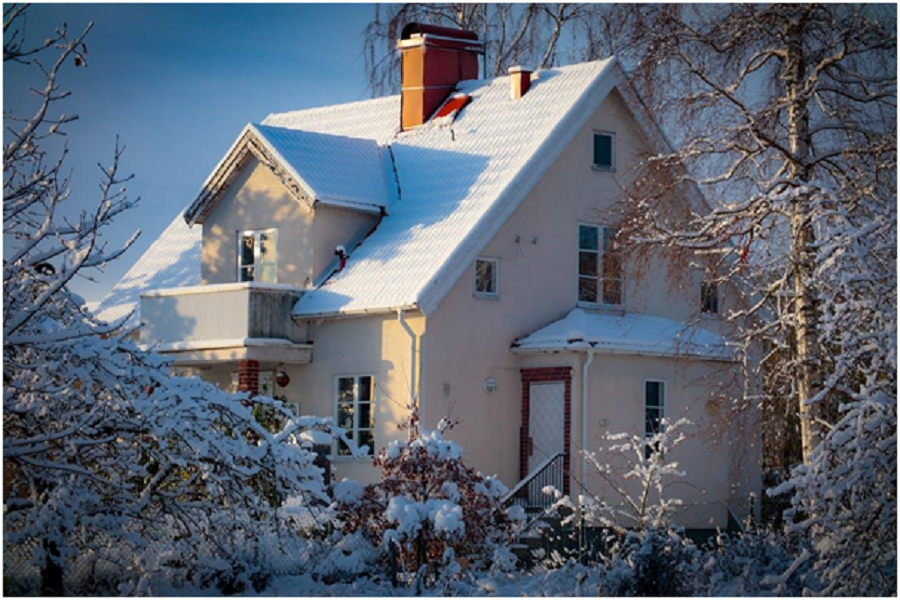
left=398, top=23, right=482, bottom=130
left=509, top=66, right=532, bottom=99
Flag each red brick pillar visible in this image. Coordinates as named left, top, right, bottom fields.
left=237, top=359, right=259, bottom=397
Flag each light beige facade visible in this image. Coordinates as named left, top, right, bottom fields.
left=148, top=85, right=759, bottom=529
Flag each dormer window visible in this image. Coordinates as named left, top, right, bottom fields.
left=593, top=132, right=615, bottom=170
left=238, top=228, right=277, bottom=283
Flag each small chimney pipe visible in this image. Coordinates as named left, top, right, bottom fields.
left=509, top=66, right=532, bottom=100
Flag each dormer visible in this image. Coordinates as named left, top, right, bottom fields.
left=184, top=124, right=393, bottom=288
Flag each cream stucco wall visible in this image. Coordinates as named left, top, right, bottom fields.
left=186, top=86, right=759, bottom=525
left=201, top=156, right=376, bottom=288
left=197, top=312, right=425, bottom=485
left=417, top=88, right=759, bottom=525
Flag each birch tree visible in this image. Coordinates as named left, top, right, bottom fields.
left=614, top=6, right=895, bottom=592
left=615, top=3, right=896, bottom=465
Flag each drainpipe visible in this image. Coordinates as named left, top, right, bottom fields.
left=581, top=347, right=596, bottom=488
left=397, top=309, right=417, bottom=410
left=579, top=346, right=595, bottom=556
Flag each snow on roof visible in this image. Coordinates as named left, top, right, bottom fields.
left=186, top=123, right=395, bottom=223
left=289, top=59, right=617, bottom=317
left=102, top=59, right=625, bottom=321
left=252, top=124, right=395, bottom=211
left=94, top=211, right=201, bottom=327
left=262, top=95, right=401, bottom=143
left=512, top=309, right=734, bottom=361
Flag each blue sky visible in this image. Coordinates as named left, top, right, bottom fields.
left=4, top=3, right=376, bottom=303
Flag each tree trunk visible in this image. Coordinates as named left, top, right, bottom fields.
left=786, top=12, right=826, bottom=463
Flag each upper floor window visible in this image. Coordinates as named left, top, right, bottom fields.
left=593, top=132, right=615, bottom=170
left=578, top=224, right=622, bottom=307
left=336, top=375, right=375, bottom=457
left=701, top=280, right=719, bottom=315
left=239, top=228, right=277, bottom=283
left=474, top=257, right=499, bottom=298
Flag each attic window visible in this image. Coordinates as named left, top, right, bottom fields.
left=593, top=132, right=615, bottom=170
left=435, top=95, right=471, bottom=119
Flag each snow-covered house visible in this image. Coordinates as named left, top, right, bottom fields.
left=97, top=24, right=760, bottom=529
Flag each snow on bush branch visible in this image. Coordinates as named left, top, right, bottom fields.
left=3, top=8, right=342, bottom=594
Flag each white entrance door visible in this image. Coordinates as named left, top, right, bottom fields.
left=528, top=382, right=566, bottom=505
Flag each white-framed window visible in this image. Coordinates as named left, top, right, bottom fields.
left=578, top=224, right=623, bottom=307
left=474, top=257, right=500, bottom=298
left=644, top=380, right=665, bottom=458
left=701, top=280, right=719, bottom=315
left=238, top=228, right=277, bottom=283
left=592, top=131, right=615, bottom=170
left=335, top=375, right=375, bottom=457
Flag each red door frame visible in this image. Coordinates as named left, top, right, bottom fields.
left=519, top=367, right=572, bottom=495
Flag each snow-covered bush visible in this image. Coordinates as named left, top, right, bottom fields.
left=560, top=417, right=693, bottom=533
left=771, top=395, right=897, bottom=595
left=332, top=407, right=524, bottom=585
left=701, top=529, right=804, bottom=596
left=3, top=11, right=340, bottom=594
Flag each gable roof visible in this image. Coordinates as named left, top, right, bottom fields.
left=511, top=308, right=734, bottom=361
left=102, top=57, right=694, bottom=322
left=288, top=58, right=618, bottom=317
left=185, top=123, right=394, bottom=224
left=94, top=210, right=201, bottom=327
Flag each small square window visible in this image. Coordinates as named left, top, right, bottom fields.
left=474, top=258, right=499, bottom=298
left=593, top=132, right=615, bottom=170
left=701, top=281, right=719, bottom=314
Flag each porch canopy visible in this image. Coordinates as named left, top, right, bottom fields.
left=511, top=308, right=734, bottom=361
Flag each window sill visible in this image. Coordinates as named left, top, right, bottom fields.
left=591, top=165, right=616, bottom=173
left=700, top=312, right=721, bottom=321
left=577, top=302, right=625, bottom=313
left=474, top=292, right=501, bottom=301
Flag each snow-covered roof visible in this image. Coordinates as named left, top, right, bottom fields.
left=186, top=123, right=394, bottom=223
left=287, top=59, right=618, bottom=317
left=102, top=58, right=657, bottom=321
left=94, top=211, right=201, bottom=327
left=511, top=309, right=734, bottom=361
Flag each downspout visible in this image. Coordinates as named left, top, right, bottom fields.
left=579, top=346, right=595, bottom=557
left=581, top=347, right=596, bottom=488
left=397, top=309, right=417, bottom=411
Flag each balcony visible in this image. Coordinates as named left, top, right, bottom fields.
left=140, top=283, right=312, bottom=365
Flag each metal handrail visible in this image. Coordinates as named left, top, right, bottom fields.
left=502, top=452, right=566, bottom=510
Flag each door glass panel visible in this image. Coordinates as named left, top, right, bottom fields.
left=358, top=376, right=373, bottom=402
left=358, top=402, right=372, bottom=428
left=338, top=403, right=354, bottom=429
left=239, top=266, right=254, bottom=282
left=338, top=378, right=354, bottom=403
left=357, top=430, right=374, bottom=455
